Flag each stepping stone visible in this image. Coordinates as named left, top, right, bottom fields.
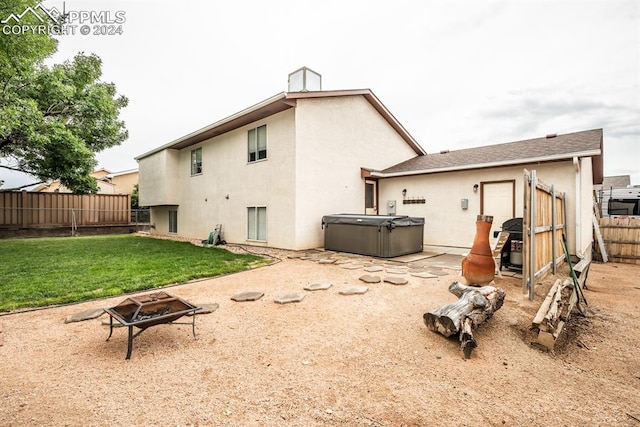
left=304, top=282, right=332, bottom=291
left=274, top=293, right=305, bottom=304
left=340, top=264, right=363, bottom=270
left=231, top=291, right=264, bottom=302
left=339, top=285, right=369, bottom=295
left=334, top=259, right=352, bottom=265
left=364, top=265, right=384, bottom=272
left=386, top=267, right=409, bottom=274
left=384, top=276, right=409, bottom=285
left=186, top=303, right=219, bottom=316
left=410, top=272, right=439, bottom=279
left=427, top=270, right=450, bottom=276
left=359, top=274, right=381, bottom=283
left=318, top=259, right=337, bottom=264
left=65, top=308, right=106, bottom=323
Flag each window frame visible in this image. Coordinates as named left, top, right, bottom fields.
left=191, top=147, right=202, bottom=176
left=168, top=209, right=178, bottom=234
left=247, top=206, right=267, bottom=241
left=248, top=125, right=267, bottom=163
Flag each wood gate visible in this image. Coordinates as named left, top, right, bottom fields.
left=522, top=170, right=567, bottom=300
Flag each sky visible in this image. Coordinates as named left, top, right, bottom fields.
left=1, top=0, right=639, bottom=189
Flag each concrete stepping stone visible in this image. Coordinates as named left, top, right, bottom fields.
left=427, top=270, right=450, bottom=276
left=410, top=272, right=439, bottom=279
left=334, top=259, right=352, bottom=265
left=65, top=308, right=106, bottom=323
left=318, top=259, right=337, bottom=264
left=186, top=303, right=219, bottom=316
left=386, top=267, right=409, bottom=274
left=359, top=274, right=381, bottom=283
left=274, top=293, right=305, bottom=304
left=384, top=276, right=409, bottom=285
left=339, top=285, right=369, bottom=295
left=231, top=291, right=264, bottom=302
left=340, top=264, right=363, bottom=270
left=364, top=265, right=384, bottom=272
left=304, top=282, right=332, bottom=291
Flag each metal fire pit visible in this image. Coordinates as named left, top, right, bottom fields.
left=104, top=291, right=201, bottom=359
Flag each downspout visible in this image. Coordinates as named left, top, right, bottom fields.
left=573, top=157, right=582, bottom=259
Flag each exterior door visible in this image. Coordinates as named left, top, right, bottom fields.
left=365, top=179, right=377, bottom=214
left=481, top=180, right=515, bottom=243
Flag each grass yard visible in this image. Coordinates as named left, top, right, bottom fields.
left=0, top=234, right=269, bottom=312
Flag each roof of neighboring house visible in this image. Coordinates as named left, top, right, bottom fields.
left=135, top=89, right=426, bottom=160
left=104, top=168, right=138, bottom=179
left=368, top=128, right=603, bottom=183
left=598, top=175, right=631, bottom=189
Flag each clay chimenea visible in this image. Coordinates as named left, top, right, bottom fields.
left=461, top=215, right=495, bottom=286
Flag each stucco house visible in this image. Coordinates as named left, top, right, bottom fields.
left=137, top=70, right=602, bottom=257
left=369, top=129, right=603, bottom=258
left=34, top=168, right=139, bottom=195
left=136, top=73, right=424, bottom=250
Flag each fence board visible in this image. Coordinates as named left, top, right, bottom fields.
left=0, top=191, right=131, bottom=228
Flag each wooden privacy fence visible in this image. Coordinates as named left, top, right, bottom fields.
left=523, top=169, right=567, bottom=300
left=0, top=191, right=131, bottom=228
left=597, top=217, right=640, bottom=265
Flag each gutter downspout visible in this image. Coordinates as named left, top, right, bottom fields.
left=573, top=156, right=582, bottom=259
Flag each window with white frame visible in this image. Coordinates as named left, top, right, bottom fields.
left=248, top=125, right=267, bottom=162
left=247, top=206, right=267, bottom=241
left=191, top=147, right=202, bottom=175
left=168, top=210, right=178, bottom=233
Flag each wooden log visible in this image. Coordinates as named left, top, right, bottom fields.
left=423, top=281, right=506, bottom=358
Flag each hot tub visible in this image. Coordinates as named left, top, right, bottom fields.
left=321, top=214, right=424, bottom=258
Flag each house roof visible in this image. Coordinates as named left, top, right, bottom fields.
left=368, top=128, right=603, bottom=183
left=135, top=89, right=426, bottom=160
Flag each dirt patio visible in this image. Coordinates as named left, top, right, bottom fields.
left=1, top=246, right=639, bottom=427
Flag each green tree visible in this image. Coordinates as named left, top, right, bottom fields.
left=0, top=0, right=128, bottom=193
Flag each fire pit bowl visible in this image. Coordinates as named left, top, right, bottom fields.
left=104, top=291, right=201, bottom=359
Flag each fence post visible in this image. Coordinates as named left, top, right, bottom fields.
left=528, top=170, right=537, bottom=301
left=21, top=190, right=28, bottom=228
left=551, top=185, right=557, bottom=274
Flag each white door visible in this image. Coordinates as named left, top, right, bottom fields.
left=365, top=180, right=377, bottom=215
left=482, top=181, right=515, bottom=244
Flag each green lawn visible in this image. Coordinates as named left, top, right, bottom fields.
left=0, top=234, right=269, bottom=311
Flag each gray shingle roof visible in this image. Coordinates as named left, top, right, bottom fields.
left=380, top=128, right=603, bottom=175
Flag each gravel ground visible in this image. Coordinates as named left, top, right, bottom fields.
left=1, top=244, right=638, bottom=427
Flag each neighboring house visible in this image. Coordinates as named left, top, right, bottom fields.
left=34, top=168, right=139, bottom=195
left=367, top=129, right=603, bottom=258
left=137, top=69, right=602, bottom=256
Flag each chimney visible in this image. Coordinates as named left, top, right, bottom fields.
left=288, top=66, right=321, bottom=92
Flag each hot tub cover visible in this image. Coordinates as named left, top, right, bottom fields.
left=322, top=214, right=424, bottom=229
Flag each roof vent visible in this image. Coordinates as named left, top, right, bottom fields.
left=546, top=133, right=557, bottom=139
left=288, top=66, right=321, bottom=92
left=439, top=149, right=450, bottom=154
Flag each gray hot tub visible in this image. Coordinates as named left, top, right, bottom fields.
left=321, top=214, right=424, bottom=258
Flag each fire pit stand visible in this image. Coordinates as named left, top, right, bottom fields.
left=104, top=291, right=201, bottom=359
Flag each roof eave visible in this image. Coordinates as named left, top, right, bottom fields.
left=371, top=149, right=602, bottom=178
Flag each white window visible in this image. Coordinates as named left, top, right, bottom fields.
left=168, top=210, right=178, bottom=233
left=191, top=147, right=202, bottom=175
left=247, top=207, right=267, bottom=241
left=248, top=125, right=267, bottom=162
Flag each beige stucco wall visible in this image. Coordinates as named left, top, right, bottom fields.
left=138, top=149, right=180, bottom=206
left=378, top=160, right=590, bottom=255
left=292, top=96, right=420, bottom=249
left=170, top=109, right=297, bottom=247
left=110, top=172, right=138, bottom=194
